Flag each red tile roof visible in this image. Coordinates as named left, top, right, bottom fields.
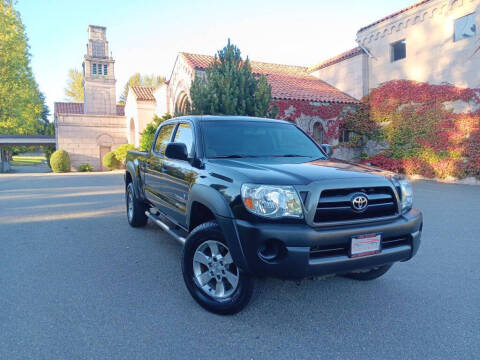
left=179, top=53, right=358, bottom=103
left=54, top=102, right=125, bottom=116
left=131, top=86, right=156, bottom=101
left=54, top=102, right=84, bottom=115
left=358, top=0, right=431, bottom=33
left=307, top=47, right=363, bottom=72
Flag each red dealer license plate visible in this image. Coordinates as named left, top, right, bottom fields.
left=350, top=233, right=381, bottom=258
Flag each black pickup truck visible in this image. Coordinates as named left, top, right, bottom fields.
left=124, top=116, right=422, bottom=314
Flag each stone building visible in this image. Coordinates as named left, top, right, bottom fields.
left=309, top=0, right=480, bottom=99
left=133, top=0, right=480, bottom=147
left=127, top=53, right=358, bottom=147
left=54, top=25, right=127, bottom=171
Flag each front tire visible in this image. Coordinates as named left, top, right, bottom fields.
left=343, top=264, right=392, bottom=281
left=182, top=221, right=253, bottom=315
left=126, top=182, right=148, bottom=227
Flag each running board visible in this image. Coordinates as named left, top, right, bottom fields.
left=145, top=211, right=186, bottom=245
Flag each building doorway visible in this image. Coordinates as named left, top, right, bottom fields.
left=99, top=146, right=111, bottom=171
left=175, top=92, right=189, bottom=115
left=313, top=122, right=324, bottom=144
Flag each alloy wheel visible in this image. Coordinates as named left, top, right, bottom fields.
left=192, top=240, right=239, bottom=298
left=127, top=188, right=134, bottom=221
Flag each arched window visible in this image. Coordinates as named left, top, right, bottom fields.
left=313, top=122, right=324, bottom=144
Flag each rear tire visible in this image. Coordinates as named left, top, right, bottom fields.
left=343, top=264, right=392, bottom=281
left=182, top=221, right=253, bottom=315
left=126, top=182, right=148, bottom=227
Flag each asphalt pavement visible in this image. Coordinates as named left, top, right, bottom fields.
left=0, top=172, right=479, bottom=360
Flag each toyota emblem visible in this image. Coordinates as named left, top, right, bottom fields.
left=351, top=193, right=368, bottom=212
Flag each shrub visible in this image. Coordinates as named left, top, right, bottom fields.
left=102, top=151, right=120, bottom=170
left=78, top=163, right=93, bottom=172
left=49, top=149, right=70, bottom=173
left=114, top=144, right=135, bottom=163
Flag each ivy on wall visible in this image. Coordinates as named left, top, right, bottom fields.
left=275, top=100, right=350, bottom=143
left=356, top=80, right=480, bottom=179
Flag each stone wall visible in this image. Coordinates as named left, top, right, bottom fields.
left=275, top=99, right=356, bottom=145
left=56, top=114, right=127, bottom=171
left=333, top=140, right=389, bottom=162
left=83, top=80, right=117, bottom=115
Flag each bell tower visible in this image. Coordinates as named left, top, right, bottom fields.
left=82, top=25, right=117, bottom=114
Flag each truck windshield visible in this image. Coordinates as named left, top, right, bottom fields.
left=201, top=120, right=326, bottom=159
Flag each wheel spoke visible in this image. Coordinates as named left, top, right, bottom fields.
left=215, top=279, right=225, bottom=297
left=197, top=271, right=212, bottom=286
left=223, top=251, right=233, bottom=265
left=208, top=241, right=220, bottom=256
left=224, top=270, right=239, bottom=289
left=193, top=251, right=211, bottom=266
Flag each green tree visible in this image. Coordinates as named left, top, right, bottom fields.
left=0, top=0, right=43, bottom=135
left=119, top=73, right=165, bottom=104
left=64, top=68, right=84, bottom=102
left=189, top=39, right=277, bottom=118
left=139, top=113, right=172, bottom=151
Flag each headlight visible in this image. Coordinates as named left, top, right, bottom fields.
left=398, top=178, right=413, bottom=213
left=241, top=184, right=303, bottom=218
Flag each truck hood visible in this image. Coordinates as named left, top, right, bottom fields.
left=207, top=157, right=395, bottom=185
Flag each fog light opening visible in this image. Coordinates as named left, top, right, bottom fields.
left=258, top=239, right=286, bottom=262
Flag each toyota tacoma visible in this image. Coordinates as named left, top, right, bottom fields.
left=124, top=116, right=423, bottom=314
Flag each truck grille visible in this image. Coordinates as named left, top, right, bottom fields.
left=314, top=186, right=398, bottom=223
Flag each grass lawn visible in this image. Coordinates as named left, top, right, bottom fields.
left=11, top=155, right=46, bottom=166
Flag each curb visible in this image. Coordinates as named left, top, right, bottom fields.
left=0, top=170, right=124, bottom=178
left=407, top=174, right=480, bottom=186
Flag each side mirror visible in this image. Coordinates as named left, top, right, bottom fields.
left=320, top=144, right=333, bottom=158
left=165, top=142, right=188, bottom=161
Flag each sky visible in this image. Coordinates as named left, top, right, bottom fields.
left=17, top=0, right=414, bottom=119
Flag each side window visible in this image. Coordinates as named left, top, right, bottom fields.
left=391, top=40, right=406, bottom=62
left=154, top=124, right=175, bottom=155
left=173, top=123, right=193, bottom=156
left=454, top=13, right=476, bottom=42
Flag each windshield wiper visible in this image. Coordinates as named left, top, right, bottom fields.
left=211, top=154, right=258, bottom=159
left=267, top=154, right=308, bottom=157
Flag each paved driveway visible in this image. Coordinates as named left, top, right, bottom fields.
left=0, top=173, right=479, bottom=360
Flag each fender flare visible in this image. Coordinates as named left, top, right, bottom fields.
left=125, top=160, right=145, bottom=201
left=187, top=184, right=250, bottom=272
